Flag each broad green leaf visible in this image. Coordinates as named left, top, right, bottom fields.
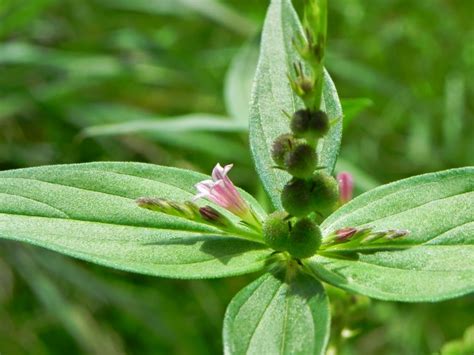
left=306, top=167, right=474, bottom=302
left=224, top=38, right=259, bottom=122
left=0, top=162, right=272, bottom=279
left=249, top=0, right=343, bottom=209
left=223, top=267, right=330, bottom=355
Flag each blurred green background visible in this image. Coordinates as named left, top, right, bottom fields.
left=1, top=0, right=473, bottom=354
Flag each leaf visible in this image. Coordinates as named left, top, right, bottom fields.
left=306, top=167, right=474, bottom=302
left=223, top=267, right=330, bottom=355
left=0, top=162, right=272, bottom=279
left=99, top=0, right=257, bottom=37
left=82, top=114, right=247, bottom=137
left=249, top=0, right=343, bottom=209
left=224, top=38, right=260, bottom=122
left=440, top=324, right=474, bottom=355
left=71, top=104, right=250, bottom=163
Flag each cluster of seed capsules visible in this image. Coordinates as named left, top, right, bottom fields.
left=263, top=108, right=340, bottom=259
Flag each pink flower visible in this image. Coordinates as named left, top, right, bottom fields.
left=194, top=163, right=260, bottom=228
left=337, top=171, right=354, bottom=204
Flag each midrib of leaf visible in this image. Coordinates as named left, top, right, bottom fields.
left=245, top=282, right=285, bottom=353
left=308, top=260, right=473, bottom=300
left=326, top=191, right=473, bottom=244
left=1, top=213, right=271, bottom=279
left=426, top=221, right=474, bottom=245
left=0, top=163, right=267, bottom=218
left=339, top=252, right=474, bottom=272
left=0, top=164, right=269, bottom=239
left=0, top=176, right=217, bottom=233
left=0, top=191, right=70, bottom=218
left=279, top=289, right=290, bottom=355
left=322, top=173, right=471, bottom=234
left=0, top=212, right=216, bottom=235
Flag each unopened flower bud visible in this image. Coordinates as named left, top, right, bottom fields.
left=284, top=143, right=317, bottom=179
left=290, top=109, right=330, bottom=140
left=183, top=201, right=202, bottom=219
left=199, top=206, right=231, bottom=227
left=262, top=211, right=290, bottom=251
left=137, top=197, right=204, bottom=222
left=271, top=133, right=298, bottom=167
left=309, top=171, right=339, bottom=216
left=136, top=197, right=175, bottom=214
left=385, top=229, right=410, bottom=240
left=289, top=62, right=315, bottom=99
left=287, top=218, right=322, bottom=259
left=335, top=227, right=357, bottom=242
left=281, top=178, right=317, bottom=217
left=337, top=172, right=354, bottom=204
left=360, top=231, right=386, bottom=244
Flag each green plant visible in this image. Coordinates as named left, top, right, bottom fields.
left=0, top=0, right=472, bottom=354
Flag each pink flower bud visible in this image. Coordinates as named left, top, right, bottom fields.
left=337, top=171, right=354, bottom=204
left=335, top=227, right=357, bottom=242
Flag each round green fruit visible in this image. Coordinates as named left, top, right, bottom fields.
left=281, top=178, right=316, bottom=217
left=309, top=171, right=339, bottom=215
left=290, top=109, right=330, bottom=140
left=284, top=143, right=317, bottom=178
left=271, top=133, right=297, bottom=167
left=287, top=218, right=322, bottom=259
left=262, top=211, right=290, bottom=251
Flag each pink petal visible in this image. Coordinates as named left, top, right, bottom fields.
left=212, top=163, right=233, bottom=181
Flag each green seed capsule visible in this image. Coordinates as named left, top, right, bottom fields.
left=309, top=110, right=330, bottom=137
left=310, top=171, right=339, bottom=216
left=290, top=109, right=330, bottom=140
left=287, top=218, right=322, bottom=259
left=271, top=133, right=297, bottom=167
left=290, top=109, right=312, bottom=138
left=262, top=211, right=290, bottom=251
left=284, top=143, right=317, bottom=178
left=281, top=178, right=316, bottom=217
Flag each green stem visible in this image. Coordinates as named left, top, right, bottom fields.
left=302, top=0, right=327, bottom=110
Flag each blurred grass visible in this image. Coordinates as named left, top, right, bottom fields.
left=0, top=0, right=473, bottom=354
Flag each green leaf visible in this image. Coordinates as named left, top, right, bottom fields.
left=249, top=0, right=343, bottom=209
left=99, top=0, right=257, bottom=37
left=440, top=324, right=474, bottom=355
left=223, top=267, right=330, bottom=355
left=82, top=113, right=247, bottom=137
left=224, top=38, right=259, bottom=122
left=71, top=104, right=250, bottom=163
left=0, top=162, right=272, bottom=279
left=306, top=167, right=474, bottom=302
